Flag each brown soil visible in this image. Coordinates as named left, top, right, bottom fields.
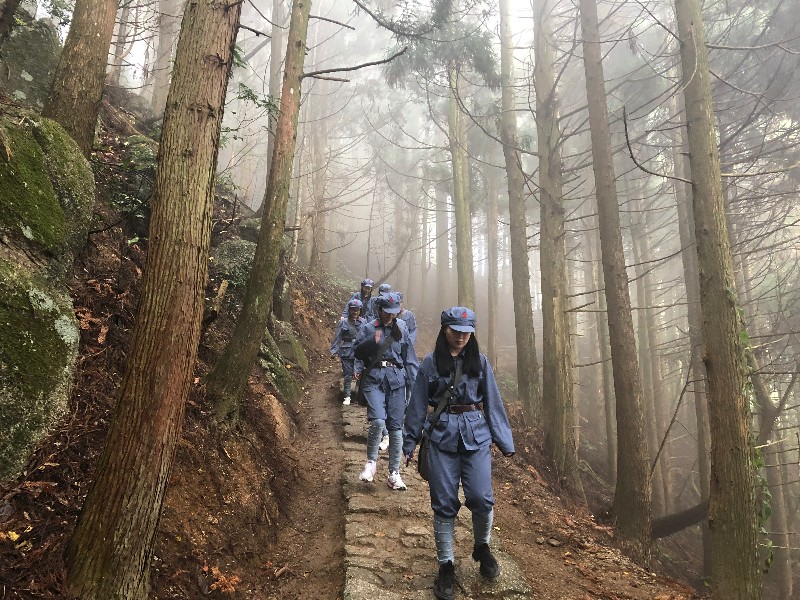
left=0, top=121, right=705, bottom=600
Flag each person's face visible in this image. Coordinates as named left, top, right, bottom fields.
left=361, top=285, right=373, bottom=297
left=380, top=309, right=396, bottom=325
left=445, top=326, right=471, bottom=355
left=348, top=307, right=361, bottom=319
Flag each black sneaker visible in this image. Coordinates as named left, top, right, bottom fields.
left=433, top=560, right=455, bottom=600
left=472, top=543, right=500, bottom=580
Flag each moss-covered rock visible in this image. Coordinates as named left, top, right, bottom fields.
left=272, top=320, right=308, bottom=373
left=238, top=217, right=261, bottom=243
left=0, top=19, right=61, bottom=109
left=0, top=108, right=94, bottom=482
left=258, top=331, right=301, bottom=412
left=0, top=109, right=94, bottom=263
left=0, top=259, right=79, bottom=480
left=210, top=238, right=256, bottom=287
left=30, top=118, right=95, bottom=253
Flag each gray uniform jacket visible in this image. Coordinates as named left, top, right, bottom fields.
left=403, top=353, right=515, bottom=456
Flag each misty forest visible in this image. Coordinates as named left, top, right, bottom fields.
left=0, top=0, right=799, bottom=599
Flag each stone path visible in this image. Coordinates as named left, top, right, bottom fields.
left=341, top=401, right=532, bottom=600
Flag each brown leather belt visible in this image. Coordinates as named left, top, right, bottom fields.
left=447, top=403, right=483, bottom=414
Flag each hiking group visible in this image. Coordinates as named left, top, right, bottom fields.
left=330, top=278, right=516, bottom=600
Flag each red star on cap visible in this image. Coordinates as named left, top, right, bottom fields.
left=462, top=311, right=468, bottom=318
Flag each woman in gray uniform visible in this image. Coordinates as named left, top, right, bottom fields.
left=403, top=307, right=515, bottom=600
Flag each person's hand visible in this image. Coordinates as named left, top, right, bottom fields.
left=405, top=450, right=415, bottom=466
left=354, top=372, right=360, bottom=381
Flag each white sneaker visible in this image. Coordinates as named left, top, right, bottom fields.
left=379, top=435, right=390, bottom=451
left=359, top=460, right=377, bottom=482
left=387, top=471, right=407, bottom=491
left=342, top=396, right=351, bottom=406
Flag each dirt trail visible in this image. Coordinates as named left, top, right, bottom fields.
left=340, top=399, right=531, bottom=600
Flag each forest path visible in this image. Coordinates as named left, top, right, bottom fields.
left=340, top=400, right=532, bottom=600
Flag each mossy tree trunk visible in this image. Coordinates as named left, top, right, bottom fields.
left=43, top=0, right=119, bottom=157
left=498, top=0, right=540, bottom=423
left=578, top=0, right=651, bottom=563
left=64, top=1, right=241, bottom=597
left=675, top=0, right=761, bottom=596
left=204, top=0, right=311, bottom=423
left=534, top=0, right=581, bottom=495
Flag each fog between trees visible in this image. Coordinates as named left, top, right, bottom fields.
left=30, top=0, right=800, bottom=598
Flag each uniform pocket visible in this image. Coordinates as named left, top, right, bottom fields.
left=465, top=411, right=491, bottom=446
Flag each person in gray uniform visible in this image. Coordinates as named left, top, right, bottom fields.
left=330, top=298, right=366, bottom=405
left=403, top=307, right=515, bottom=600
left=354, top=292, right=419, bottom=490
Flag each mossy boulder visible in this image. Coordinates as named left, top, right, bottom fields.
left=0, top=259, right=80, bottom=480
left=0, top=109, right=94, bottom=482
left=258, top=331, right=301, bottom=412
left=272, top=320, right=309, bottom=373
left=0, top=19, right=61, bottom=109
left=238, top=217, right=261, bottom=243
left=0, top=109, right=94, bottom=266
left=210, top=238, right=256, bottom=287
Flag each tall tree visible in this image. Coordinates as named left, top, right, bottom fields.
left=498, top=0, right=540, bottom=422
left=674, top=0, right=761, bottom=596
left=204, top=0, right=312, bottom=421
left=447, top=66, right=476, bottom=307
left=64, top=0, right=242, bottom=597
left=43, top=0, right=119, bottom=156
left=151, top=0, right=182, bottom=113
left=578, top=0, right=651, bottom=562
left=533, top=0, right=581, bottom=492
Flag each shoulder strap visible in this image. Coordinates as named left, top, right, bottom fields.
left=429, top=361, right=463, bottom=425
left=363, top=328, right=395, bottom=372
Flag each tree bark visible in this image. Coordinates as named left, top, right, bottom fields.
left=534, top=0, right=581, bottom=493
left=108, top=2, right=131, bottom=86
left=486, top=170, right=499, bottom=369
left=578, top=0, right=651, bottom=563
left=150, top=0, right=182, bottom=114
left=499, top=0, right=540, bottom=423
left=204, top=0, right=311, bottom=422
left=675, top=0, right=761, bottom=596
left=447, top=68, right=475, bottom=308
left=64, top=1, right=241, bottom=597
left=43, top=0, right=119, bottom=157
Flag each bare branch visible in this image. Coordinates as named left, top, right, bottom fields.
left=301, top=47, right=407, bottom=80
left=623, top=106, right=692, bottom=184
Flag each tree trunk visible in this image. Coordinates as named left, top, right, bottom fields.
left=43, top=0, right=118, bottom=157
left=486, top=170, right=499, bottom=369
left=671, top=89, right=711, bottom=578
left=675, top=0, right=761, bottom=596
left=447, top=69, right=475, bottom=308
left=435, top=181, right=451, bottom=310
left=64, top=1, right=241, bottom=597
left=578, top=0, right=651, bottom=563
left=150, top=0, right=182, bottom=114
left=204, top=0, right=311, bottom=422
left=0, top=0, right=24, bottom=46
left=108, top=2, right=131, bottom=86
left=534, top=0, right=580, bottom=493
left=264, top=0, right=284, bottom=186
left=499, top=0, right=540, bottom=423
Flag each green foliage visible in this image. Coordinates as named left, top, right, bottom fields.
left=235, top=83, right=278, bottom=115
left=232, top=44, right=248, bottom=70
left=41, top=0, right=75, bottom=27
